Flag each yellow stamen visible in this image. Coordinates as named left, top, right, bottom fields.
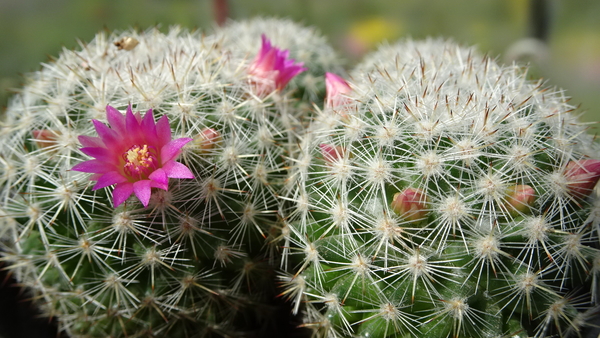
left=123, top=144, right=157, bottom=178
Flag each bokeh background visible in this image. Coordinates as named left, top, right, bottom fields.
left=0, top=0, right=599, bottom=337
left=1, top=0, right=600, bottom=128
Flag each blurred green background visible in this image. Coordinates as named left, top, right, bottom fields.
left=1, top=0, right=599, bottom=129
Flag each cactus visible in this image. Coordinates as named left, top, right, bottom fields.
left=2, top=18, right=600, bottom=338
left=0, top=20, right=339, bottom=337
left=282, top=39, right=600, bottom=337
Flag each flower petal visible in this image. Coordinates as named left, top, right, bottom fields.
left=148, top=168, right=169, bottom=190
left=162, top=160, right=195, bottom=179
left=80, top=146, right=119, bottom=165
left=93, top=120, right=121, bottom=149
left=90, top=173, right=103, bottom=181
left=161, top=138, right=192, bottom=163
left=113, top=182, right=134, bottom=207
left=125, top=105, right=143, bottom=141
left=156, top=115, right=171, bottom=147
left=259, top=34, right=272, bottom=57
left=133, top=180, right=152, bottom=207
left=106, top=105, right=126, bottom=134
left=72, top=160, right=116, bottom=174
left=141, top=109, right=158, bottom=143
left=93, top=171, right=128, bottom=190
left=79, top=135, right=104, bottom=148
left=325, top=72, right=352, bottom=109
left=277, top=64, right=306, bottom=90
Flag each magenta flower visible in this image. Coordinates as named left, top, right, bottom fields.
left=325, top=72, right=352, bottom=109
left=72, top=105, right=194, bottom=208
left=248, top=34, right=307, bottom=96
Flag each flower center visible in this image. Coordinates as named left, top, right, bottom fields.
left=123, top=144, right=158, bottom=179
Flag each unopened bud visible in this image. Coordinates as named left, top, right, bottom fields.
left=32, top=129, right=59, bottom=149
left=325, top=72, right=352, bottom=110
left=319, top=143, right=346, bottom=163
left=564, top=159, right=600, bottom=199
left=505, top=184, right=536, bottom=215
left=195, top=128, right=221, bottom=151
left=391, top=188, right=429, bottom=222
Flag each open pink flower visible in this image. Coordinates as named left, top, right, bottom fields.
left=325, top=72, right=352, bottom=109
left=72, top=105, right=194, bottom=208
left=248, top=34, right=307, bottom=96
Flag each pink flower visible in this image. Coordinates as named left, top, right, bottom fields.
left=248, top=34, right=307, bottom=96
left=72, top=105, right=194, bottom=208
left=325, top=72, right=352, bottom=109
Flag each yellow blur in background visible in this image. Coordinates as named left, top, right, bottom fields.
left=0, top=0, right=599, bottom=128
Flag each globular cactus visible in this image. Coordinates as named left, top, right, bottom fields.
left=0, top=19, right=339, bottom=337
left=282, top=39, right=600, bottom=338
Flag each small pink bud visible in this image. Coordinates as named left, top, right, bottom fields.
left=325, top=72, right=352, bottom=109
left=195, top=127, right=221, bottom=151
left=505, top=185, right=536, bottom=215
left=391, top=188, right=429, bottom=222
left=32, top=129, right=59, bottom=149
left=319, top=143, right=346, bottom=163
left=565, top=159, right=600, bottom=199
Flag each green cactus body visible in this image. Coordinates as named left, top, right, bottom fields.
left=0, top=20, right=338, bottom=337
left=283, top=39, right=600, bottom=337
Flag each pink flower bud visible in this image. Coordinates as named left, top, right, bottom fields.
left=248, top=35, right=307, bottom=96
left=325, top=72, right=352, bottom=109
left=564, top=159, right=600, bottom=199
left=195, top=127, right=221, bottom=151
left=32, top=129, right=59, bottom=149
left=391, top=188, right=429, bottom=222
left=319, top=143, right=346, bottom=163
left=505, top=185, right=536, bottom=215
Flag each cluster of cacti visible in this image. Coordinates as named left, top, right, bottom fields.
left=1, top=18, right=599, bottom=338
left=0, top=19, right=340, bottom=337
left=282, top=39, right=600, bottom=337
